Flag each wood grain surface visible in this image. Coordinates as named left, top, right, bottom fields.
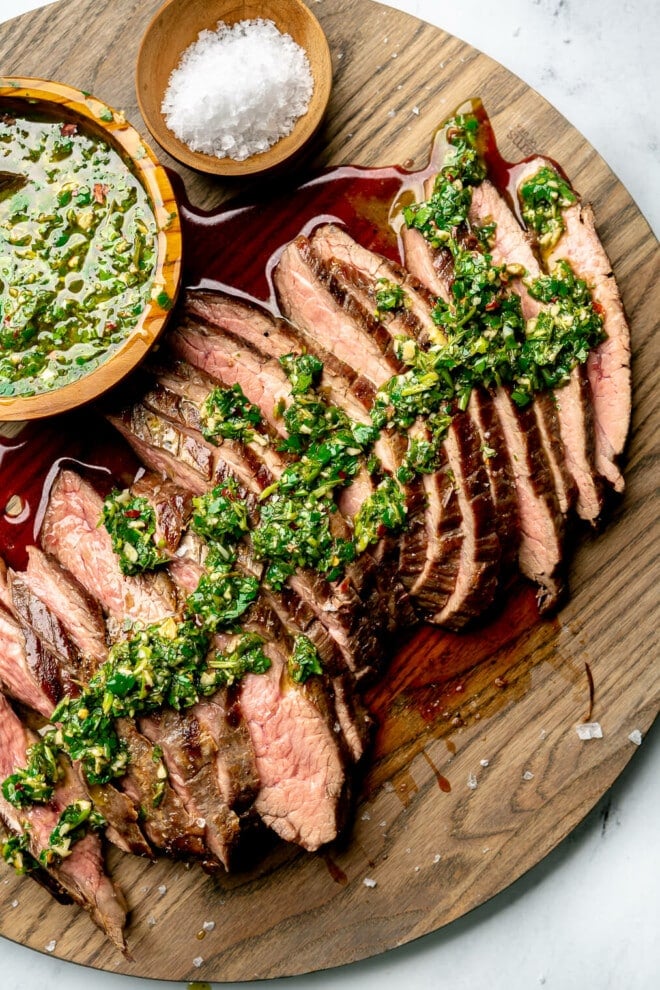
left=0, top=0, right=658, bottom=982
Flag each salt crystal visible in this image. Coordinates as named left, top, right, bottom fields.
left=383, top=780, right=394, bottom=792
left=192, top=956, right=204, bottom=968
left=157, top=884, right=167, bottom=895
left=467, top=772, right=478, bottom=789
left=628, top=729, right=642, bottom=746
left=361, top=811, right=371, bottom=821
left=412, top=106, right=420, bottom=116
left=576, top=721, right=603, bottom=740
left=387, top=109, right=397, bottom=118
left=433, top=854, right=441, bottom=864
left=162, top=19, right=314, bottom=162
left=379, top=820, right=387, bottom=827
left=414, top=866, right=420, bottom=872
left=45, top=939, right=57, bottom=952
left=147, top=915, right=157, bottom=927
left=203, top=920, right=215, bottom=932
left=363, top=877, right=377, bottom=888
left=480, top=759, right=489, bottom=767
left=10, top=899, right=18, bottom=908
left=522, top=770, right=534, bottom=780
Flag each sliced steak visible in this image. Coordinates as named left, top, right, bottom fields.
left=115, top=717, right=207, bottom=860
left=401, top=193, right=565, bottom=608
left=139, top=707, right=241, bottom=870
left=238, top=602, right=349, bottom=851
left=470, top=177, right=602, bottom=520
left=286, top=225, right=501, bottom=625
left=40, top=470, right=178, bottom=626
left=24, top=546, right=108, bottom=671
left=521, top=162, right=630, bottom=494
left=0, top=602, right=64, bottom=719
left=0, top=692, right=128, bottom=954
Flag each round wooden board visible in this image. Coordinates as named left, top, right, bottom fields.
left=0, top=0, right=658, bottom=982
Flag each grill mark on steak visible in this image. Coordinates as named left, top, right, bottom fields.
left=0, top=600, right=64, bottom=719
left=115, top=717, right=207, bottom=860
left=0, top=691, right=128, bottom=954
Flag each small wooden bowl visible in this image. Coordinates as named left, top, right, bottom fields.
left=136, top=0, right=332, bottom=177
left=0, top=77, right=182, bottom=422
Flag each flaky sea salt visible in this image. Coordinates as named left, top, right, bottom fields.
left=363, top=877, right=377, bottom=888
left=628, top=729, right=642, bottom=746
left=162, top=19, right=314, bottom=162
left=576, top=721, right=603, bottom=740
left=202, top=920, right=215, bottom=932
left=45, top=939, right=57, bottom=952
left=192, top=956, right=204, bottom=968
left=522, top=770, right=534, bottom=780
left=467, top=772, right=478, bottom=789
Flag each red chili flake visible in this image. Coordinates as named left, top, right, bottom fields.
left=124, top=509, right=141, bottom=519
left=338, top=470, right=347, bottom=480
left=105, top=322, right=117, bottom=331
left=484, top=299, right=500, bottom=312
left=377, top=523, right=387, bottom=539
left=593, top=301, right=605, bottom=317
left=93, top=182, right=109, bottom=204
left=60, top=122, right=77, bottom=137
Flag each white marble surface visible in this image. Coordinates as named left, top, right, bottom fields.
left=0, top=1, right=658, bottom=988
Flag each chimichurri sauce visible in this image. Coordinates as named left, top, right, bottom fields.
left=0, top=111, right=157, bottom=397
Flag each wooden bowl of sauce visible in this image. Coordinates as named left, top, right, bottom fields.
left=0, top=77, right=181, bottom=421
left=135, top=0, right=333, bottom=177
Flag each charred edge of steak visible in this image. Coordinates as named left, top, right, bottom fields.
left=469, top=390, right=521, bottom=573
left=534, top=389, right=578, bottom=517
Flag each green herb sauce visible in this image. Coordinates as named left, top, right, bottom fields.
left=101, top=489, right=168, bottom=576
left=288, top=635, right=323, bottom=684
left=0, top=112, right=158, bottom=396
left=518, top=164, right=576, bottom=251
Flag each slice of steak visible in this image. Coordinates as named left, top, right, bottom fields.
left=9, top=570, right=82, bottom=684
left=516, top=160, right=631, bottom=494
left=238, top=601, right=350, bottom=851
left=131, top=471, right=193, bottom=556
left=24, top=546, right=108, bottom=671
left=139, top=708, right=241, bottom=870
left=0, top=691, right=128, bottom=954
left=0, top=602, right=64, bottom=718
left=285, top=226, right=501, bottom=625
left=40, top=470, right=178, bottom=626
left=115, top=717, right=207, bottom=860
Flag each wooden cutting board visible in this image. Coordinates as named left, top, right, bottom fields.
left=0, top=0, right=658, bottom=982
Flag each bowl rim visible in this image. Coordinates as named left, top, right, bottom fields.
left=0, top=76, right=182, bottom=421
left=135, top=0, right=333, bottom=177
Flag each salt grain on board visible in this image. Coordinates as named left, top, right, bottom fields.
left=363, top=877, right=377, bottom=888
left=162, top=19, right=314, bottom=162
left=576, top=721, right=603, bottom=740
left=628, top=729, right=643, bottom=745
left=45, top=939, right=56, bottom=952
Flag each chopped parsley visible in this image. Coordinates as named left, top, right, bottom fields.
left=374, top=278, right=407, bottom=316
left=288, top=635, right=323, bottom=684
left=353, top=476, right=407, bottom=554
left=1, top=737, right=63, bottom=807
left=40, top=800, right=105, bottom=866
left=199, top=633, right=271, bottom=692
left=190, top=478, right=250, bottom=551
left=518, top=164, right=576, bottom=250
left=1, top=832, right=39, bottom=875
left=185, top=549, right=260, bottom=631
left=200, top=383, right=263, bottom=445
left=101, top=489, right=168, bottom=576
left=279, top=352, right=323, bottom=395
